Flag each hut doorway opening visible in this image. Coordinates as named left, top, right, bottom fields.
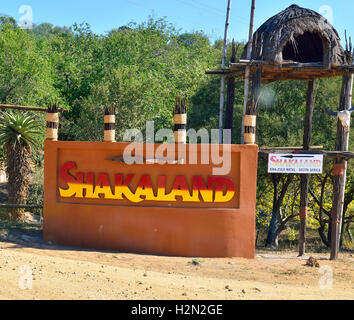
left=282, top=32, right=324, bottom=63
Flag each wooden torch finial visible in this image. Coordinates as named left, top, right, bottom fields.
left=104, top=104, right=116, bottom=143
left=174, top=97, right=187, bottom=144
left=46, top=104, right=59, bottom=141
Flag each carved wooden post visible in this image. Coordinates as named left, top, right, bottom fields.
left=244, top=67, right=262, bottom=145
left=330, top=71, right=353, bottom=260
left=298, top=80, right=316, bottom=256
left=174, top=97, right=187, bottom=144
left=104, top=104, right=116, bottom=143
left=46, top=104, right=59, bottom=141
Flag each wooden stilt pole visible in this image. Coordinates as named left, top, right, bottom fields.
left=46, top=104, right=59, bottom=141
left=241, top=0, right=256, bottom=144
left=298, top=80, right=316, bottom=256
left=104, top=104, right=116, bottom=142
left=330, top=71, right=353, bottom=260
left=218, top=0, right=232, bottom=144
left=224, top=41, right=238, bottom=133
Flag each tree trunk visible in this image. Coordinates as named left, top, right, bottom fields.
left=266, top=174, right=279, bottom=248
left=266, top=208, right=280, bottom=248
left=6, top=144, right=32, bottom=221
left=266, top=174, right=293, bottom=248
left=340, top=214, right=345, bottom=249
left=347, top=223, right=353, bottom=243
left=327, top=220, right=332, bottom=247
left=318, top=224, right=330, bottom=247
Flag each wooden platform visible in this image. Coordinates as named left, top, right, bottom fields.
left=206, top=60, right=354, bottom=83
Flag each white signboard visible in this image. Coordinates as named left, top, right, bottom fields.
left=268, top=154, right=323, bottom=174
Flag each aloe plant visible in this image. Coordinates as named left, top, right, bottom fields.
left=0, top=111, right=42, bottom=221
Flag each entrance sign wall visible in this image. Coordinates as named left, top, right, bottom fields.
left=43, top=141, right=258, bottom=258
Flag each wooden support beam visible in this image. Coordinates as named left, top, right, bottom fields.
left=241, top=0, right=256, bottom=144
left=224, top=41, right=237, bottom=133
left=205, top=69, right=232, bottom=75
left=299, top=80, right=316, bottom=257
left=330, top=71, right=353, bottom=260
left=259, top=146, right=323, bottom=151
left=224, top=76, right=236, bottom=132
left=207, top=61, right=349, bottom=82
left=0, top=104, right=68, bottom=113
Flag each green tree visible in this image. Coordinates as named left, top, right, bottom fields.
left=0, top=20, right=60, bottom=106
left=46, top=23, right=103, bottom=116
left=59, top=18, right=221, bottom=141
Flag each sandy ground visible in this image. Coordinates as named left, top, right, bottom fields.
left=0, top=238, right=353, bottom=300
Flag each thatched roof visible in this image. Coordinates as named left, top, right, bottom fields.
left=242, top=4, right=346, bottom=67
left=206, top=4, right=352, bottom=82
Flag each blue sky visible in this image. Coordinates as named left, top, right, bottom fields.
left=0, top=0, right=353, bottom=44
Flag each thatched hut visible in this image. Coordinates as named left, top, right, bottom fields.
left=206, top=3, right=354, bottom=260
left=207, top=4, right=354, bottom=83
left=242, top=4, right=346, bottom=68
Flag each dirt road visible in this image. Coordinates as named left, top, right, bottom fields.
left=0, top=238, right=353, bottom=300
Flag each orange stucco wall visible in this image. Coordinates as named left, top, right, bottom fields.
left=43, top=141, right=258, bottom=258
